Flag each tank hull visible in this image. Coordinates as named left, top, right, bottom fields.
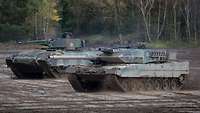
left=67, top=62, right=189, bottom=92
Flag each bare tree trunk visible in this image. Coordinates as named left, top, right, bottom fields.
left=186, top=8, right=191, bottom=41
left=193, top=1, right=197, bottom=43
left=46, top=17, right=49, bottom=34
left=141, top=9, right=151, bottom=42
left=45, top=5, right=51, bottom=34
left=73, top=0, right=81, bottom=34
left=34, top=12, right=38, bottom=40
left=157, top=1, right=161, bottom=36
left=180, top=0, right=191, bottom=41
left=173, top=1, right=177, bottom=40
left=44, top=6, right=50, bottom=37
left=114, top=0, right=123, bottom=44
left=156, top=0, right=167, bottom=40
left=137, top=0, right=155, bottom=42
left=184, top=0, right=191, bottom=41
left=194, top=23, right=197, bottom=42
left=43, top=17, right=46, bottom=35
left=114, top=0, right=121, bottom=36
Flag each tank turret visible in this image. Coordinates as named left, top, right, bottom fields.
left=19, top=32, right=86, bottom=50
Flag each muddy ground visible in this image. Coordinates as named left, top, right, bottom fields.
left=0, top=48, right=200, bottom=113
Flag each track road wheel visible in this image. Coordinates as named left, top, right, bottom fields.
left=155, top=79, right=163, bottom=90
left=110, top=76, right=185, bottom=92
left=170, top=79, right=182, bottom=90
left=144, top=78, right=154, bottom=90
left=162, top=78, right=171, bottom=90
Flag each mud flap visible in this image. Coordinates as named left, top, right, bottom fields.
left=67, top=74, right=128, bottom=92
left=68, top=74, right=85, bottom=92
left=37, top=60, right=61, bottom=78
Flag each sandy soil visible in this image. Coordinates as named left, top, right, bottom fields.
left=0, top=48, right=199, bottom=113
left=176, top=48, right=200, bottom=89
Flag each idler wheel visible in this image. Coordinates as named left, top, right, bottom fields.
left=154, top=78, right=163, bottom=90
left=162, top=78, right=171, bottom=90
left=170, top=78, right=182, bottom=90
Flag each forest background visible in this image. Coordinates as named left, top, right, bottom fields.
left=0, top=0, right=200, bottom=48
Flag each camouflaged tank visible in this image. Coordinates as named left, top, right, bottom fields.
left=6, top=32, right=86, bottom=78
left=6, top=34, right=189, bottom=92
left=38, top=47, right=189, bottom=92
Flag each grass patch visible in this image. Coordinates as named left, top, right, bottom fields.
left=81, top=35, right=117, bottom=46
left=81, top=33, right=143, bottom=46
left=148, top=40, right=200, bottom=48
left=81, top=34, right=200, bottom=48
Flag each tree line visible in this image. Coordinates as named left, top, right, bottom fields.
left=59, top=0, right=200, bottom=43
left=0, top=0, right=59, bottom=41
left=0, top=0, right=200, bottom=43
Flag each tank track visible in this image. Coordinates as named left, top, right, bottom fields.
left=115, top=76, right=184, bottom=92
left=6, top=59, right=44, bottom=79
left=68, top=74, right=185, bottom=92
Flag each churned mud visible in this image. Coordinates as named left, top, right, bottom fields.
left=0, top=48, right=200, bottom=113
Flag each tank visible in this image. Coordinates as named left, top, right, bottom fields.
left=37, top=47, right=189, bottom=92
left=6, top=35, right=189, bottom=92
left=5, top=32, right=86, bottom=78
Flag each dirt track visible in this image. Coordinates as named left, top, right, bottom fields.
left=176, top=48, right=200, bottom=90
left=0, top=48, right=200, bottom=113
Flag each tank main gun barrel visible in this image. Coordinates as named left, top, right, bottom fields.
left=49, top=55, right=96, bottom=60
left=20, top=40, right=50, bottom=46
